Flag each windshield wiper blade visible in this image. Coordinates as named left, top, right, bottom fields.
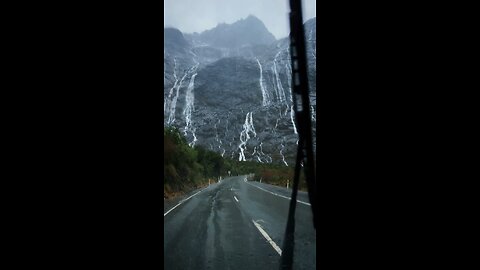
left=280, top=0, right=317, bottom=269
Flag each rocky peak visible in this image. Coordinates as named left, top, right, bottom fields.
left=198, top=15, right=276, bottom=49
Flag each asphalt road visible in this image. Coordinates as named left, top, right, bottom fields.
left=164, top=175, right=316, bottom=270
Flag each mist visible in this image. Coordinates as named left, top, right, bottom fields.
left=164, top=0, right=316, bottom=39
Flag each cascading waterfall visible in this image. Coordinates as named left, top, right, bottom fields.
left=182, top=64, right=198, bottom=145
left=273, top=52, right=287, bottom=104
left=258, top=142, right=272, bottom=163
left=285, top=60, right=298, bottom=135
left=167, top=71, right=189, bottom=125
left=189, top=127, right=198, bottom=147
left=284, top=55, right=293, bottom=104
left=183, top=73, right=197, bottom=133
left=163, top=24, right=315, bottom=166
left=256, top=58, right=272, bottom=106
left=252, top=146, right=261, bottom=163
left=238, top=112, right=256, bottom=161
left=190, top=50, right=199, bottom=65
left=213, top=119, right=226, bottom=156
left=164, top=58, right=178, bottom=116
left=280, top=142, right=288, bottom=166
left=167, top=63, right=200, bottom=125
left=271, top=69, right=278, bottom=101
left=290, top=105, right=298, bottom=135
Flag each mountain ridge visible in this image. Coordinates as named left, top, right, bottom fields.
left=195, top=15, right=276, bottom=49
left=164, top=16, right=316, bottom=166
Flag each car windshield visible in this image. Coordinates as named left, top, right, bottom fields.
left=164, top=1, right=316, bottom=269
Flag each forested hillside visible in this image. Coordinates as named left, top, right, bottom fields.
left=164, top=127, right=307, bottom=198
left=164, top=127, right=222, bottom=198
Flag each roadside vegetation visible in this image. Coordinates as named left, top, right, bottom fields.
left=164, top=127, right=308, bottom=199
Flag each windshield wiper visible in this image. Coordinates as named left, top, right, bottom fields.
left=280, top=0, right=317, bottom=269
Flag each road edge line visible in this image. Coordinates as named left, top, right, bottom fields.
left=245, top=179, right=311, bottom=206
left=252, top=220, right=282, bottom=256
left=164, top=188, right=204, bottom=217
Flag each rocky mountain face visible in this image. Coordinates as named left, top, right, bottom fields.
left=164, top=15, right=316, bottom=166
left=196, top=15, right=276, bottom=48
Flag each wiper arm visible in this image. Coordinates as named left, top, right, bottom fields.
left=280, top=0, right=317, bottom=269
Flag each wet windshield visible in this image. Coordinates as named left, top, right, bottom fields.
left=164, top=0, right=316, bottom=269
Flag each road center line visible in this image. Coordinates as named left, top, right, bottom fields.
left=244, top=178, right=311, bottom=206
left=252, top=220, right=282, bottom=256
left=233, top=195, right=239, bottom=202
left=164, top=189, right=203, bottom=217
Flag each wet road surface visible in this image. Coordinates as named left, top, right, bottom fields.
left=164, top=175, right=316, bottom=270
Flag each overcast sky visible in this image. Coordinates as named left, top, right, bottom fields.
left=164, top=0, right=316, bottom=40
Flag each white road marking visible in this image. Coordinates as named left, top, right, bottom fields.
left=245, top=179, right=311, bottom=206
left=164, top=189, right=204, bottom=217
left=252, top=220, right=282, bottom=256
left=234, top=195, right=239, bottom=202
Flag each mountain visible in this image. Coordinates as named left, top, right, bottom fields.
left=196, top=15, right=276, bottom=49
left=194, top=57, right=262, bottom=108
left=164, top=16, right=316, bottom=166
left=164, top=27, right=189, bottom=52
